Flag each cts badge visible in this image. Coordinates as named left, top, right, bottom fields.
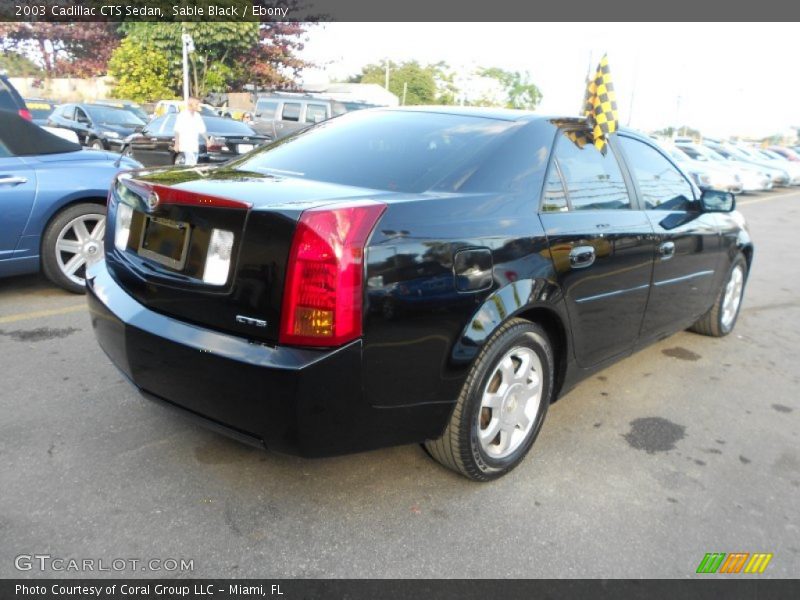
left=147, top=192, right=160, bottom=211
left=236, top=315, right=267, bottom=328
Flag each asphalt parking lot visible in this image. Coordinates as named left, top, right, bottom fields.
left=1, top=190, right=798, bottom=579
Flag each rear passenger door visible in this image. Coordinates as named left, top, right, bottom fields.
left=539, top=130, right=656, bottom=368
left=275, top=102, right=305, bottom=139
left=616, top=135, right=722, bottom=339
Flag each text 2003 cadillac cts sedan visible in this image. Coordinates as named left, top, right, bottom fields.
left=87, top=107, right=752, bottom=481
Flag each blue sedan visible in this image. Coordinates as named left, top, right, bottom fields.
left=0, top=111, right=141, bottom=292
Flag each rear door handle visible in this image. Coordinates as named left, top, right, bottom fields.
left=569, top=245, right=596, bottom=269
left=658, top=241, right=676, bottom=260
left=0, top=176, right=28, bottom=186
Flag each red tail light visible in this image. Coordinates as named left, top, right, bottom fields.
left=279, top=201, right=386, bottom=347
left=18, top=108, right=32, bottom=121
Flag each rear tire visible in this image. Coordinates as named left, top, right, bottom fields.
left=424, top=318, right=554, bottom=481
left=690, top=253, right=748, bottom=337
left=174, top=153, right=186, bottom=165
left=41, top=203, right=106, bottom=294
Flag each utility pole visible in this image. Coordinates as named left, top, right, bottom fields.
left=181, top=29, right=194, bottom=103
left=402, top=81, right=407, bottom=106
left=384, top=63, right=390, bottom=90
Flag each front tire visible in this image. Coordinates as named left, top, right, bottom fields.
left=90, top=139, right=105, bottom=150
left=690, top=253, right=748, bottom=337
left=425, top=318, right=554, bottom=481
left=41, top=203, right=106, bottom=294
left=174, top=152, right=186, bottom=165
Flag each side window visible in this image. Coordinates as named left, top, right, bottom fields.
left=552, top=130, right=631, bottom=210
left=619, top=137, right=695, bottom=210
left=255, top=100, right=278, bottom=118
left=0, top=139, right=11, bottom=158
left=305, top=104, right=327, bottom=124
left=281, top=103, right=301, bottom=122
left=541, top=161, right=568, bottom=212
left=61, top=106, right=75, bottom=121
left=75, top=107, right=89, bottom=123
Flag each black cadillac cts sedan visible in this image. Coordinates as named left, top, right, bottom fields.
left=87, top=107, right=752, bottom=481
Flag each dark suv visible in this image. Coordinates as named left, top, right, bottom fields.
left=248, top=93, right=375, bottom=140
left=47, top=103, right=146, bottom=151
left=0, top=73, right=31, bottom=120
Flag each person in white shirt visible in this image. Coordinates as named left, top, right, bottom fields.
left=174, top=97, right=207, bottom=166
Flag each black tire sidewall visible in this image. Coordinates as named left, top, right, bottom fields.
left=90, top=139, right=104, bottom=150
left=466, top=325, right=553, bottom=477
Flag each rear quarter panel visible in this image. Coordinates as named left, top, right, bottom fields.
left=362, top=189, right=569, bottom=411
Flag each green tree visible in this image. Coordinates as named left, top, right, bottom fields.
left=120, top=21, right=310, bottom=98
left=353, top=60, right=455, bottom=105
left=121, top=22, right=259, bottom=99
left=108, top=38, right=174, bottom=102
left=478, top=68, right=542, bottom=110
left=0, top=51, right=42, bottom=77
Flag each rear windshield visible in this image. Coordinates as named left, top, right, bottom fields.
left=231, top=110, right=519, bottom=193
left=85, top=106, right=144, bottom=127
left=0, top=78, right=25, bottom=111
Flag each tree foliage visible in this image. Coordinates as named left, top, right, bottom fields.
left=0, top=51, right=42, bottom=77
left=0, top=23, right=121, bottom=77
left=120, top=21, right=310, bottom=98
left=107, top=38, right=174, bottom=102
left=478, top=67, right=542, bottom=110
left=352, top=60, right=454, bottom=105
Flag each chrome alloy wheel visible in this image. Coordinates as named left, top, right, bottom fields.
left=478, top=346, right=543, bottom=459
left=55, top=213, right=106, bottom=286
left=721, top=263, right=745, bottom=330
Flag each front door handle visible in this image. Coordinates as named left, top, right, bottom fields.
left=0, top=176, right=28, bottom=186
left=658, top=241, right=676, bottom=260
left=569, top=245, right=596, bottom=269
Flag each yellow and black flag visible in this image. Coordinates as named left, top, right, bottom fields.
left=581, top=54, right=619, bottom=154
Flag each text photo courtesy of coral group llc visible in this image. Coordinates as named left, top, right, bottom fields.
left=1, top=0, right=799, bottom=597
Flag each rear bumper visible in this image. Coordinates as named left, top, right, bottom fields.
left=86, top=259, right=369, bottom=457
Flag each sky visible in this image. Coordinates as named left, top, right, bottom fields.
left=299, top=22, right=798, bottom=139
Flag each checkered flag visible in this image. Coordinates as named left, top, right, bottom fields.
left=582, top=54, right=619, bottom=154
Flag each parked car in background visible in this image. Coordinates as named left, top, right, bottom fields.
left=703, top=141, right=791, bottom=186
left=121, top=113, right=268, bottom=166
left=753, top=148, right=800, bottom=184
left=91, top=99, right=149, bottom=123
left=248, top=93, right=373, bottom=140
left=24, top=98, right=56, bottom=125
left=47, top=103, right=146, bottom=151
left=675, top=142, right=771, bottom=192
left=661, top=141, right=742, bottom=193
left=0, top=73, right=31, bottom=120
left=767, top=146, right=800, bottom=161
left=0, top=112, right=141, bottom=293
left=87, top=108, right=752, bottom=481
left=153, top=100, right=218, bottom=118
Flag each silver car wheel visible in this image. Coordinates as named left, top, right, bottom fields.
left=478, top=346, right=543, bottom=459
left=55, top=213, right=106, bottom=286
left=721, top=264, right=744, bottom=329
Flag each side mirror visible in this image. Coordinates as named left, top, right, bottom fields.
left=700, top=189, right=735, bottom=213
